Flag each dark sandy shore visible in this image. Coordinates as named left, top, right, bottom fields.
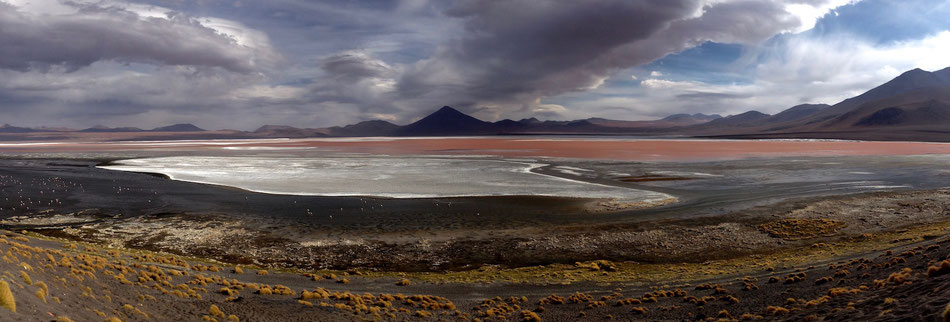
left=2, top=193, right=950, bottom=321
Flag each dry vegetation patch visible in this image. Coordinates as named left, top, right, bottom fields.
left=759, top=218, right=845, bottom=240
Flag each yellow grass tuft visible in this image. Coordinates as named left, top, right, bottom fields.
left=227, top=315, right=239, bottom=321
left=56, top=316, right=74, bottom=322
left=765, top=306, right=789, bottom=316
left=35, top=281, right=47, bottom=296
left=298, top=300, right=313, bottom=306
left=396, top=279, right=411, bottom=286
left=35, top=289, right=46, bottom=303
left=942, top=302, right=950, bottom=322
left=233, top=266, right=243, bottom=274
left=0, top=280, right=15, bottom=313
left=521, top=310, right=541, bottom=322
left=209, top=304, right=226, bottom=319
left=887, top=268, right=913, bottom=284
left=104, top=317, right=122, bottom=322
left=256, top=270, right=268, bottom=276
left=19, top=271, right=32, bottom=285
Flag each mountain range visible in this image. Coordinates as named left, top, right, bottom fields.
left=3, top=67, right=950, bottom=142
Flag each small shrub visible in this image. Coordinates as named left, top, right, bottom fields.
left=233, top=266, right=243, bottom=274
left=743, top=282, right=758, bottom=291
left=765, top=306, right=789, bottom=315
left=929, top=260, right=950, bottom=277
left=567, top=292, right=593, bottom=303
left=35, top=289, right=46, bottom=303
left=585, top=301, right=606, bottom=309
left=718, top=309, right=732, bottom=318
left=396, top=279, right=411, bottom=286
left=0, top=280, right=15, bottom=312
left=815, top=276, right=833, bottom=285
left=887, top=268, right=913, bottom=284
left=539, top=295, right=565, bottom=305
left=35, top=281, right=48, bottom=296
left=209, top=305, right=226, bottom=319
left=256, top=270, right=268, bottom=276
left=20, top=271, right=32, bottom=285
left=414, top=310, right=432, bottom=317
left=721, top=295, right=739, bottom=304
left=521, top=310, right=541, bottom=322
left=615, top=298, right=642, bottom=306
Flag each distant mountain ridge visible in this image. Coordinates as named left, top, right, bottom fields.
left=152, top=124, right=204, bottom=132
left=397, top=106, right=492, bottom=135
left=4, top=66, right=950, bottom=141
left=701, top=67, right=950, bottom=141
left=78, top=123, right=205, bottom=133
left=0, top=124, right=40, bottom=133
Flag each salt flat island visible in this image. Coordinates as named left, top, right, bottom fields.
left=98, top=155, right=676, bottom=211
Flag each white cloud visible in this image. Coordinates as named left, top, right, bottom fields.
left=783, top=0, right=861, bottom=32
left=571, top=30, right=950, bottom=120
left=640, top=78, right=697, bottom=89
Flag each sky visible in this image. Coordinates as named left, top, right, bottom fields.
left=0, top=0, right=948, bottom=130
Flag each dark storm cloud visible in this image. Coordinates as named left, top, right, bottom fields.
left=400, top=1, right=698, bottom=100
left=0, top=1, right=279, bottom=72
left=320, top=53, right=396, bottom=82
left=395, top=0, right=819, bottom=119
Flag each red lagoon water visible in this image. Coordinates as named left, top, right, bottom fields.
left=4, top=137, right=950, bottom=161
